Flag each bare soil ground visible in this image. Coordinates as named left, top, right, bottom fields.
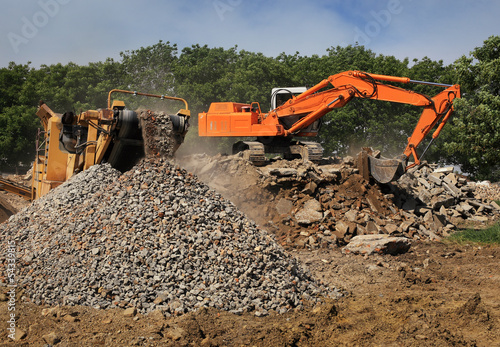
left=1, top=155, right=499, bottom=346
left=1, top=241, right=498, bottom=346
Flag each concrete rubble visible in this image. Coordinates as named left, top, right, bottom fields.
left=394, top=163, right=500, bottom=226
left=0, top=144, right=498, bottom=318
left=180, top=154, right=499, bottom=251
left=139, top=110, right=182, bottom=158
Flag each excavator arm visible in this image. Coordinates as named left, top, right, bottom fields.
left=272, top=71, right=459, bottom=138
left=267, top=71, right=460, bottom=181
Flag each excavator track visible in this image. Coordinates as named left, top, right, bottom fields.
left=232, top=141, right=267, bottom=165
left=287, top=141, right=323, bottom=162
left=232, top=139, right=324, bottom=164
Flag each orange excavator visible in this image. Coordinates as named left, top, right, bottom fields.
left=198, top=70, right=461, bottom=183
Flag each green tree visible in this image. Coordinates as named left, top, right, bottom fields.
left=20, top=60, right=126, bottom=112
left=0, top=62, right=31, bottom=110
left=0, top=105, right=38, bottom=169
left=444, top=35, right=500, bottom=181
left=0, top=63, right=38, bottom=170
left=172, top=45, right=235, bottom=155
left=0, top=59, right=127, bottom=170
left=174, top=44, right=239, bottom=114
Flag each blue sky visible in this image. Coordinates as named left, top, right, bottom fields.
left=1, top=0, right=498, bottom=68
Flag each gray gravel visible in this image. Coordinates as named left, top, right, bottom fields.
left=0, top=158, right=338, bottom=315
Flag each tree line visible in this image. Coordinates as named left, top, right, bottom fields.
left=0, top=36, right=498, bottom=181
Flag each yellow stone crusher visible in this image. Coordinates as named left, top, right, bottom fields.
left=0, top=90, right=190, bottom=200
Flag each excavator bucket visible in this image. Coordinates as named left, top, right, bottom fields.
left=357, top=149, right=406, bottom=184
left=368, top=155, right=406, bottom=184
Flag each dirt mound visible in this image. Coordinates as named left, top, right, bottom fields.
left=0, top=196, right=16, bottom=224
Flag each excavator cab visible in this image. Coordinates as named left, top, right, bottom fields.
left=250, top=102, right=261, bottom=114
left=271, top=87, right=307, bottom=110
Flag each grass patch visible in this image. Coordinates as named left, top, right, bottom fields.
left=448, top=223, right=500, bottom=245
left=495, top=200, right=500, bottom=206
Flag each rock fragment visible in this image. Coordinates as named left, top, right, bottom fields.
left=42, top=332, right=61, bottom=345
left=180, top=154, right=499, bottom=250
left=123, top=307, right=137, bottom=317
left=342, top=235, right=412, bottom=255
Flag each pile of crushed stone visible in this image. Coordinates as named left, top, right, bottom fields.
left=0, top=158, right=338, bottom=316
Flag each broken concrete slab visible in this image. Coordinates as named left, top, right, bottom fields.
left=459, top=201, right=474, bottom=212
left=418, top=177, right=431, bottom=189
left=430, top=195, right=455, bottom=210
left=443, top=181, right=462, bottom=197
left=268, top=168, right=297, bottom=177
left=342, top=234, right=411, bottom=255
left=417, top=189, right=432, bottom=205
left=443, top=173, right=458, bottom=186
left=335, top=221, right=350, bottom=238
left=491, top=201, right=500, bottom=211
left=428, top=172, right=443, bottom=185
left=384, top=223, right=399, bottom=234
left=301, top=181, right=317, bottom=194
left=469, top=200, right=492, bottom=211
left=433, top=167, right=454, bottom=174
left=432, top=214, right=447, bottom=230
left=400, top=220, right=414, bottom=233
left=295, top=199, right=323, bottom=225
left=345, top=210, right=358, bottom=222
left=365, top=221, right=379, bottom=234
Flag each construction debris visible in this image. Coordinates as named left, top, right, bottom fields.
left=0, top=146, right=498, bottom=319
left=394, top=163, right=500, bottom=226
left=139, top=110, right=184, bottom=158
left=180, top=154, right=500, bottom=251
